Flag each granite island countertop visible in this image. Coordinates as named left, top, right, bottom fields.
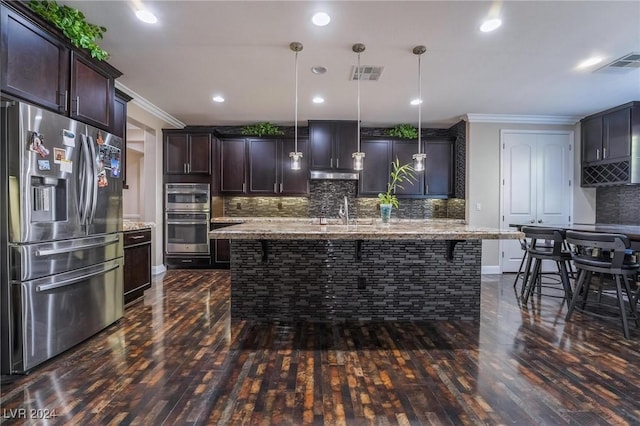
left=208, top=219, right=523, bottom=241
left=123, top=221, right=155, bottom=232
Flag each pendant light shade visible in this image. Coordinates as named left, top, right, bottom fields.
left=412, top=45, right=427, bottom=172
left=289, top=42, right=303, bottom=170
left=352, top=43, right=366, bottom=171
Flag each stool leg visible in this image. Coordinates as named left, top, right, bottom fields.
left=524, top=259, right=541, bottom=304
left=513, top=250, right=528, bottom=290
left=621, top=275, right=640, bottom=328
left=520, top=254, right=534, bottom=300
left=581, top=272, right=593, bottom=310
left=614, top=275, right=631, bottom=339
left=566, top=269, right=586, bottom=321
left=558, top=261, right=573, bottom=307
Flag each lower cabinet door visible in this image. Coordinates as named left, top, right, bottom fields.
left=124, top=239, right=151, bottom=304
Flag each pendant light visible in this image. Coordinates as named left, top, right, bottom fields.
left=352, top=43, right=366, bottom=171
left=289, top=42, right=303, bottom=170
left=412, top=45, right=426, bottom=172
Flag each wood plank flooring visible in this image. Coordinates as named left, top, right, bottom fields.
left=1, top=271, right=640, bottom=425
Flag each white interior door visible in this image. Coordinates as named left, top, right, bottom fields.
left=501, top=130, right=573, bottom=273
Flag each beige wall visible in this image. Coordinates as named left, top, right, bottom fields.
left=126, top=102, right=179, bottom=272
left=466, top=121, right=595, bottom=271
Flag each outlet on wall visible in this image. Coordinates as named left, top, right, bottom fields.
left=236, top=203, right=242, bottom=210
left=278, top=202, right=283, bottom=210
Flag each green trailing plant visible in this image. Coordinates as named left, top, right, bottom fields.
left=387, top=124, right=418, bottom=139
left=240, top=122, right=284, bottom=137
left=27, top=0, right=109, bottom=60
left=378, top=158, right=415, bottom=208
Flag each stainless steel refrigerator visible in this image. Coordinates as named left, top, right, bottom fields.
left=1, top=99, right=124, bottom=374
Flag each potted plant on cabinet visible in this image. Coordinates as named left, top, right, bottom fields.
left=377, top=159, right=415, bottom=224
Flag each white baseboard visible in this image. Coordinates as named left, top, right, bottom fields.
left=481, top=265, right=501, bottom=275
left=152, top=264, right=167, bottom=275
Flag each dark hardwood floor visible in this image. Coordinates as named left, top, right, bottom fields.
left=2, top=271, right=640, bottom=425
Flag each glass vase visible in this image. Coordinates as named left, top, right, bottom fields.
left=380, top=203, right=392, bottom=225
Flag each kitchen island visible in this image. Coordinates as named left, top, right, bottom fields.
left=209, top=219, right=523, bottom=322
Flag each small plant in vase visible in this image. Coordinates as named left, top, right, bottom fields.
left=377, top=159, right=415, bottom=224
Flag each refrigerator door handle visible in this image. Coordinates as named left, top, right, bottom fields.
left=35, top=235, right=120, bottom=257
left=77, top=135, right=91, bottom=224
left=35, top=263, right=120, bottom=292
left=87, top=136, right=99, bottom=225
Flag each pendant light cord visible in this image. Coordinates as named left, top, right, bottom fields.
left=418, top=53, right=422, bottom=154
left=357, top=51, right=361, bottom=153
left=295, top=50, right=299, bottom=152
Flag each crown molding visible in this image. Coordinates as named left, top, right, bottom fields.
left=115, top=81, right=185, bottom=129
left=463, top=113, right=579, bottom=125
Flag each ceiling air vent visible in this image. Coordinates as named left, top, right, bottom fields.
left=350, top=65, right=384, bottom=81
left=595, top=52, right=640, bottom=74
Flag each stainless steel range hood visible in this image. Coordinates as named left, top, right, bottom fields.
left=310, top=170, right=360, bottom=180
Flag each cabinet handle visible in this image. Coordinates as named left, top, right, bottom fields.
left=188, top=163, right=191, bottom=173
left=183, top=163, right=187, bottom=173
left=426, top=184, right=429, bottom=194
left=274, top=183, right=277, bottom=192
left=530, top=220, right=535, bottom=223
left=596, top=149, right=600, bottom=160
left=331, top=158, right=333, bottom=168
left=57, top=91, right=68, bottom=112
left=603, top=148, right=606, bottom=159
left=71, top=96, right=80, bottom=115
left=242, top=182, right=246, bottom=192
left=280, top=183, right=283, bottom=193
left=336, top=158, right=339, bottom=168
left=538, top=219, right=542, bottom=223
left=130, top=235, right=146, bottom=240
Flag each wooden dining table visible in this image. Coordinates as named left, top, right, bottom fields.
left=509, top=223, right=640, bottom=250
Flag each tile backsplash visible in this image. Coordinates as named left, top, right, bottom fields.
left=596, top=186, right=640, bottom=225
left=223, top=179, right=465, bottom=220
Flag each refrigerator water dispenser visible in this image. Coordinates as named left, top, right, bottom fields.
left=30, top=176, right=67, bottom=222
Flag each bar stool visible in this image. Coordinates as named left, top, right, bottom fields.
left=520, top=226, right=573, bottom=306
left=564, top=231, right=640, bottom=339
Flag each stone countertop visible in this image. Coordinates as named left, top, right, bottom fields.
left=211, top=217, right=466, bottom=225
left=123, top=221, right=155, bottom=232
left=208, top=219, right=523, bottom=241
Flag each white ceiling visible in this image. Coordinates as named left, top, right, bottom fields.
left=61, top=1, right=640, bottom=128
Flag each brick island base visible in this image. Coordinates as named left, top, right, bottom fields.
left=230, top=239, right=482, bottom=322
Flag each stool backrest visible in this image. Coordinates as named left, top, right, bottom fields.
left=565, top=230, right=629, bottom=270
left=521, top=226, right=565, bottom=256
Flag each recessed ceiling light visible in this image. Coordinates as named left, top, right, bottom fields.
left=312, top=12, right=331, bottom=27
left=311, top=66, right=327, bottom=75
left=312, top=97, right=325, bottom=104
left=577, top=56, right=603, bottom=69
left=410, top=99, right=422, bottom=106
left=480, top=18, right=502, bottom=32
left=135, top=9, right=158, bottom=24
left=212, top=96, right=225, bottom=103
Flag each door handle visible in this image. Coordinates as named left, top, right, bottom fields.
left=36, top=235, right=120, bottom=256
left=538, top=220, right=543, bottom=223
left=530, top=220, right=535, bottom=223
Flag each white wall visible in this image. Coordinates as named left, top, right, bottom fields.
left=123, top=149, right=143, bottom=219
left=126, top=102, right=179, bottom=273
left=466, top=120, right=595, bottom=271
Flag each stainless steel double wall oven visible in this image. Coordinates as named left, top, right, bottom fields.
left=165, top=183, right=210, bottom=266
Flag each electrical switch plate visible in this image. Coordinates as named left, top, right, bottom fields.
left=476, top=202, right=482, bottom=211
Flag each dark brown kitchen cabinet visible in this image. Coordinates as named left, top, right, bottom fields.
left=581, top=102, right=640, bottom=186
left=359, top=139, right=392, bottom=196
left=0, top=2, right=122, bottom=131
left=309, top=120, right=358, bottom=170
left=248, top=139, right=278, bottom=193
left=357, top=138, right=452, bottom=198
left=211, top=223, right=233, bottom=268
left=280, top=138, right=309, bottom=195
left=220, top=139, right=247, bottom=193
left=69, top=52, right=113, bottom=129
left=165, top=133, right=212, bottom=175
left=123, top=229, right=152, bottom=306
left=425, top=140, right=454, bottom=197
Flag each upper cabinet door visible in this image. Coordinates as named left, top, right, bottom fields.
left=309, top=121, right=334, bottom=169
left=248, top=139, right=278, bottom=194
left=581, top=116, right=603, bottom=163
left=334, top=121, right=358, bottom=170
left=220, top=139, right=247, bottom=193
left=165, top=134, right=189, bottom=174
left=359, top=139, right=391, bottom=196
left=425, top=140, right=453, bottom=197
left=1, top=7, right=69, bottom=113
left=280, top=138, right=309, bottom=195
left=604, top=108, right=631, bottom=161
left=70, top=52, right=114, bottom=130
left=392, top=140, right=425, bottom=196
left=188, top=133, right=212, bottom=174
